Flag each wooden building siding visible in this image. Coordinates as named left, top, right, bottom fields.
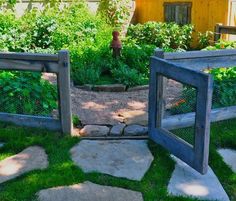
left=135, top=0, right=229, bottom=35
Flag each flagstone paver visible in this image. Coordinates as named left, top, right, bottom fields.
left=79, top=125, right=110, bottom=137
left=124, top=125, right=148, bottom=136
left=37, top=181, right=143, bottom=201
left=0, top=146, right=48, bottom=184
left=70, top=140, right=153, bottom=181
left=110, top=124, right=126, bottom=136
left=168, top=157, right=230, bottom=201
left=218, top=148, right=236, bottom=172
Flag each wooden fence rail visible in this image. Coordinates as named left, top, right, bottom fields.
left=214, top=23, right=236, bottom=41
left=0, top=51, right=72, bottom=135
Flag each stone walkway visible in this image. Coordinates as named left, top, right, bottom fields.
left=0, top=142, right=233, bottom=201
left=168, top=157, right=230, bottom=201
left=37, top=181, right=143, bottom=201
left=0, top=146, right=48, bottom=184
left=70, top=140, right=153, bottom=181
left=218, top=148, right=236, bottom=173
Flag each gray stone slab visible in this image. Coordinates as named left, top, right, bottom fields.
left=110, top=124, right=126, bottom=136
left=37, top=181, right=143, bottom=201
left=218, top=148, right=236, bottom=173
left=124, top=125, right=148, bottom=136
left=0, top=146, right=48, bottom=184
left=79, top=125, right=110, bottom=137
left=93, top=84, right=126, bottom=92
left=70, top=140, right=153, bottom=181
left=168, top=157, right=230, bottom=201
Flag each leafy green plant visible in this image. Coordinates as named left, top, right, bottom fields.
left=127, top=22, right=194, bottom=50
left=111, top=62, right=147, bottom=87
left=203, top=40, right=236, bottom=50
left=0, top=72, right=57, bottom=115
left=72, top=114, right=81, bottom=126
left=211, top=67, right=236, bottom=107
left=198, top=31, right=214, bottom=49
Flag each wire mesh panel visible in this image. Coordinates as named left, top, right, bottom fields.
left=0, top=51, right=72, bottom=134
left=0, top=71, right=59, bottom=119
left=165, top=79, right=197, bottom=146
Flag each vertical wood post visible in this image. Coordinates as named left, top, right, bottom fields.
left=214, top=23, right=222, bottom=42
left=194, top=75, right=213, bottom=174
left=58, top=50, right=72, bottom=135
left=154, top=49, right=166, bottom=127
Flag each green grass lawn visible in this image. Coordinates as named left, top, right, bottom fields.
left=0, top=119, right=235, bottom=201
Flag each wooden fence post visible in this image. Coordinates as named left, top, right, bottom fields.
left=58, top=50, right=72, bottom=135
left=214, top=23, right=222, bottom=42
left=154, top=49, right=166, bottom=127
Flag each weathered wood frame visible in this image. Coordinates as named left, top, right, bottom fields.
left=149, top=49, right=236, bottom=174
left=214, top=23, right=236, bottom=41
left=0, top=51, right=72, bottom=134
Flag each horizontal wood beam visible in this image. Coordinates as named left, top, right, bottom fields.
left=162, top=49, right=236, bottom=60
left=163, top=106, right=236, bottom=130
left=167, top=56, right=236, bottom=70
left=0, top=113, right=61, bottom=131
left=0, top=52, right=58, bottom=61
left=154, top=49, right=236, bottom=70
left=0, top=59, right=59, bottom=73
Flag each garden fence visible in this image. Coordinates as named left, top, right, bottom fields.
left=149, top=49, right=236, bottom=174
left=0, top=51, right=72, bottom=134
left=214, top=23, right=236, bottom=41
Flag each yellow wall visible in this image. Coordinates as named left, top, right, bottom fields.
left=135, top=0, right=229, bottom=34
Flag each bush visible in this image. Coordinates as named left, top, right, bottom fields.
left=198, top=31, right=214, bottom=49
left=127, top=22, right=194, bottom=51
left=97, top=0, right=131, bottom=28
left=111, top=62, right=147, bottom=87
left=0, top=72, right=57, bottom=115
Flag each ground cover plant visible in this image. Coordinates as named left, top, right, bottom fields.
left=0, top=119, right=235, bottom=201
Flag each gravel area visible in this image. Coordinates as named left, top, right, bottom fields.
left=42, top=73, right=182, bottom=125
left=71, top=79, right=182, bottom=125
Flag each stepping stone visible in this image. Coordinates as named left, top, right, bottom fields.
left=37, top=181, right=143, bottom=201
left=168, top=157, right=229, bottom=201
left=124, top=125, right=148, bottom=136
left=119, top=110, right=148, bottom=126
left=70, top=140, right=153, bottom=181
left=79, top=125, right=110, bottom=137
left=0, top=146, right=48, bottom=184
left=218, top=148, right=236, bottom=172
left=110, top=124, right=126, bottom=136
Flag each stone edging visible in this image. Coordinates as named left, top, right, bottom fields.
left=73, top=124, right=148, bottom=138
left=75, top=84, right=149, bottom=92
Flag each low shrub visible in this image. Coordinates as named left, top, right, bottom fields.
left=97, top=0, right=131, bottom=28
left=198, top=31, right=214, bottom=49
left=127, top=22, right=194, bottom=51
